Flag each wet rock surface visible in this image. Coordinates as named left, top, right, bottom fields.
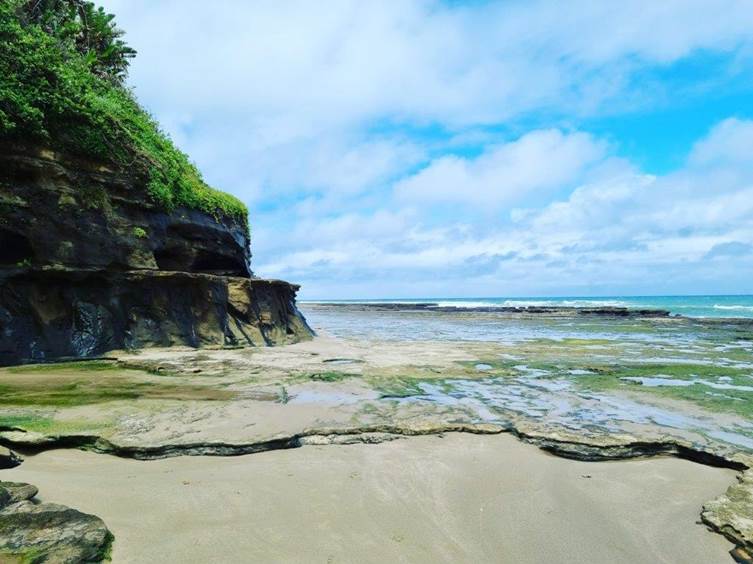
left=0, top=480, right=112, bottom=563
left=0, top=145, right=312, bottom=365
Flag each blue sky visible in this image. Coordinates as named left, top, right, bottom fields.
left=100, top=0, right=753, bottom=298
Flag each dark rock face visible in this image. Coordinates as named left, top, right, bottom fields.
left=0, top=447, right=22, bottom=470
left=0, top=144, right=313, bottom=365
left=0, top=145, right=251, bottom=276
left=0, top=481, right=112, bottom=563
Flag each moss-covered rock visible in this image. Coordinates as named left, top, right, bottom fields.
left=0, top=481, right=112, bottom=563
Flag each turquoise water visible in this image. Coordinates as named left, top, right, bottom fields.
left=304, top=295, right=753, bottom=318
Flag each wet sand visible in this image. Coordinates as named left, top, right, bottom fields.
left=4, top=433, right=735, bottom=563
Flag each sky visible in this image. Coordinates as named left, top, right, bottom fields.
left=99, top=0, right=753, bottom=299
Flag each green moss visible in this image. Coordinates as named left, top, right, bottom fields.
left=4, top=360, right=121, bottom=374
left=0, top=382, right=235, bottom=407
left=0, top=414, right=55, bottom=432
left=0, top=363, right=236, bottom=407
left=308, top=371, right=354, bottom=382
left=132, top=226, right=148, bottom=239
left=456, top=359, right=520, bottom=377
left=0, top=1, right=249, bottom=231
left=101, top=530, right=115, bottom=562
left=0, top=548, right=42, bottom=564
left=371, top=376, right=428, bottom=398
left=579, top=373, right=753, bottom=418
left=0, top=413, right=116, bottom=435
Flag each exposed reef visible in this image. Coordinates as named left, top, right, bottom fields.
left=0, top=145, right=312, bottom=365
left=304, top=302, right=673, bottom=317
left=2, top=313, right=753, bottom=558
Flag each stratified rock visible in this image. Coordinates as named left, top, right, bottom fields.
left=0, top=447, right=22, bottom=469
left=0, top=481, right=111, bottom=563
left=0, top=144, right=313, bottom=365
left=702, top=469, right=753, bottom=553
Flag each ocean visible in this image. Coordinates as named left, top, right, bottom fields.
left=303, top=295, right=753, bottom=318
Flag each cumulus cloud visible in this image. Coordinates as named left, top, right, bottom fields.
left=256, top=119, right=753, bottom=297
left=394, top=130, right=606, bottom=208
left=689, top=118, right=753, bottom=167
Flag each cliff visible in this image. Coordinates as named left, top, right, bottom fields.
left=0, top=144, right=312, bottom=365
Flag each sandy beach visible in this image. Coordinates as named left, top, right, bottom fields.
left=3, top=433, right=735, bottom=563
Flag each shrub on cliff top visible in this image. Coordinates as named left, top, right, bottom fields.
left=0, top=0, right=248, bottom=230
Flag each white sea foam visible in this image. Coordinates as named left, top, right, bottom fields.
left=433, top=299, right=628, bottom=309
left=713, top=304, right=753, bottom=311
left=434, top=301, right=498, bottom=308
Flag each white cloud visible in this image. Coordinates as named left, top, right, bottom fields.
left=689, top=118, right=753, bottom=167
left=255, top=119, right=753, bottom=297
left=103, top=0, right=753, bottom=130
left=394, top=129, right=606, bottom=208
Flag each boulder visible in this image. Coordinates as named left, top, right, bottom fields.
left=0, top=482, right=111, bottom=563
left=0, top=447, right=22, bottom=469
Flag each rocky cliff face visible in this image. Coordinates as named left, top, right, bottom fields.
left=0, top=144, right=312, bottom=365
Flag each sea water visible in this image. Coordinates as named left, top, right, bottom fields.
left=304, top=295, right=753, bottom=318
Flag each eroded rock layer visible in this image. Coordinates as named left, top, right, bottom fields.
left=0, top=144, right=312, bottom=365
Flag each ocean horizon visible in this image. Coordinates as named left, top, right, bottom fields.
left=302, top=294, right=753, bottom=318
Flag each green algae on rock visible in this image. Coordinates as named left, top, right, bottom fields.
left=703, top=469, right=753, bottom=556
left=0, top=480, right=112, bottom=563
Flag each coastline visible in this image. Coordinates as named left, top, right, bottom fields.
left=2, top=308, right=753, bottom=561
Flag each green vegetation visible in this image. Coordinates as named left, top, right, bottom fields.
left=0, top=361, right=236, bottom=407
left=308, top=371, right=354, bottom=382
left=0, top=0, right=248, bottom=229
left=0, top=380, right=234, bottom=407
left=372, top=376, right=429, bottom=398
left=132, top=226, right=148, bottom=239
left=574, top=362, right=753, bottom=418
left=5, top=359, right=120, bottom=373
left=0, top=413, right=111, bottom=434
left=278, top=385, right=290, bottom=404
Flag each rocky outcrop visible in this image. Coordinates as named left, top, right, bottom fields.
left=0, top=144, right=312, bottom=364
left=0, top=481, right=112, bottom=563
left=0, top=447, right=22, bottom=469
left=703, top=469, right=753, bottom=559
